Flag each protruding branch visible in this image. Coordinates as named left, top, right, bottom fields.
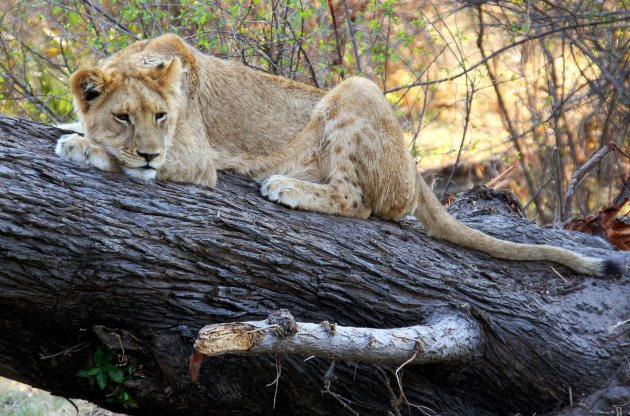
left=563, top=144, right=615, bottom=218
left=194, top=310, right=481, bottom=365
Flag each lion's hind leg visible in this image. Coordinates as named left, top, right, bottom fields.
left=260, top=76, right=418, bottom=220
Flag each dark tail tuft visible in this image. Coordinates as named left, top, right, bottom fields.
left=603, top=259, right=624, bottom=277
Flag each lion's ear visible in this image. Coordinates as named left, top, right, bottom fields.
left=147, top=58, right=182, bottom=91
left=70, top=68, right=108, bottom=113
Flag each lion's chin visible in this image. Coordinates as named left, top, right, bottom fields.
left=123, top=166, right=157, bottom=182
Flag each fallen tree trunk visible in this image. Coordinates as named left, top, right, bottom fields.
left=0, top=113, right=628, bottom=416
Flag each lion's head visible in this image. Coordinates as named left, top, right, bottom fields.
left=70, top=57, right=184, bottom=181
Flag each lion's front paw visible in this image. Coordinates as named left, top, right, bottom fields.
left=55, top=133, right=90, bottom=164
left=55, top=134, right=115, bottom=171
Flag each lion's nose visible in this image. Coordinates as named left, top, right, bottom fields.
left=137, top=151, right=160, bottom=162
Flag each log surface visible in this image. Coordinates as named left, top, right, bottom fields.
left=0, top=114, right=629, bottom=415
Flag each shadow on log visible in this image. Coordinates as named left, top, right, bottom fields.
left=0, top=114, right=629, bottom=415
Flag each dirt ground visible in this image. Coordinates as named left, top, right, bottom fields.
left=0, top=377, right=125, bottom=416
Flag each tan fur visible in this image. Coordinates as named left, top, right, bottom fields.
left=56, top=34, right=611, bottom=276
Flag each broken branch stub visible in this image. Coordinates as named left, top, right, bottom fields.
left=194, top=310, right=481, bottom=365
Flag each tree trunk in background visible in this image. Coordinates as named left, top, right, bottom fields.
left=0, top=114, right=628, bottom=416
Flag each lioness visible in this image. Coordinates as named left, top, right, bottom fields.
left=56, top=34, right=619, bottom=276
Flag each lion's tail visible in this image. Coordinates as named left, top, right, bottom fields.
left=413, top=174, right=621, bottom=277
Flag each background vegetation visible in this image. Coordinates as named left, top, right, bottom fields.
left=0, top=0, right=627, bottom=222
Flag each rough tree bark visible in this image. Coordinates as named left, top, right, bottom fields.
left=0, top=114, right=629, bottom=416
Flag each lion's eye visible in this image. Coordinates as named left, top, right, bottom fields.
left=155, top=112, right=166, bottom=122
left=114, top=113, right=130, bottom=123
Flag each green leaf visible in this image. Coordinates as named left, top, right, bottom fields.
left=108, top=368, right=125, bottom=384
left=77, top=367, right=102, bottom=377
left=67, top=12, right=81, bottom=27
left=93, top=348, right=104, bottom=365
left=299, top=8, right=314, bottom=19
left=96, top=372, right=107, bottom=390
left=102, top=349, right=115, bottom=365
left=103, top=363, right=118, bottom=373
